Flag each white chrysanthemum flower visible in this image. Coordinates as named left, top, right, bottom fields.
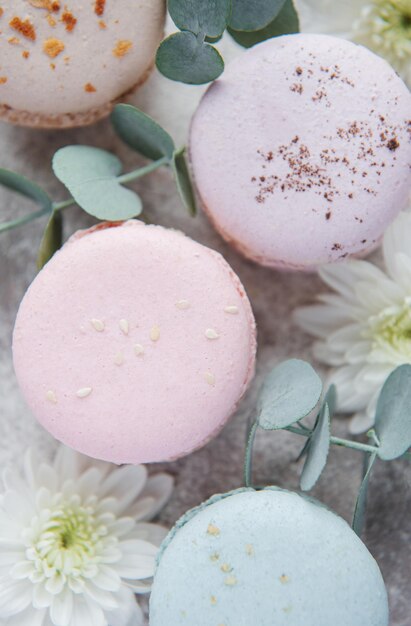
left=0, top=446, right=173, bottom=626
left=294, top=0, right=411, bottom=87
left=295, top=211, right=411, bottom=434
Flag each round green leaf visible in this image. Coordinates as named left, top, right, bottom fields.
left=300, top=403, right=330, bottom=491
left=52, top=146, right=142, bottom=221
left=228, top=0, right=299, bottom=47
left=168, top=0, right=231, bottom=38
left=172, top=147, right=197, bottom=216
left=156, top=32, right=224, bottom=84
left=0, top=168, right=52, bottom=211
left=374, top=364, right=411, bottom=461
left=37, top=210, right=63, bottom=270
left=229, top=0, right=286, bottom=31
left=258, top=359, right=323, bottom=430
left=111, top=104, right=175, bottom=161
left=352, top=452, right=377, bottom=536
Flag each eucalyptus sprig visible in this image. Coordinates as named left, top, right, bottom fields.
left=245, top=359, right=411, bottom=536
left=0, top=104, right=197, bottom=269
left=156, top=0, right=299, bottom=84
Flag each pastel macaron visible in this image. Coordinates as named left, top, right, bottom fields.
left=0, top=0, right=165, bottom=128
left=13, top=221, right=256, bottom=464
left=150, top=488, right=389, bottom=626
left=190, top=34, right=411, bottom=270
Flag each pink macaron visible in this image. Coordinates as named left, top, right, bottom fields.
left=13, top=221, right=256, bottom=464
left=189, top=34, right=411, bottom=270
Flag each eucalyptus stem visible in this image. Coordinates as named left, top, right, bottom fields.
left=53, top=198, right=76, bottom=212
left=286, top=425, right=378, bottom=454
left=0, top=156, right=169, bottom=235
left=0, top=206, right=50, bottom=234
left=117, top=156, right=169, bottom=184
left=244, top=421, right=258, bottom=488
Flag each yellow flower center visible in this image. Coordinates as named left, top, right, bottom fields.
left=369, top=301, right=411, bottom=364
left=352, top=0, right=411, bottom=81
left=30, top=494, right=116, bottom=577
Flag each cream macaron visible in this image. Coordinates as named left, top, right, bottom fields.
left=12, top=221, right=256, bottom=464
left=190, top=34, right=411, bottom=270
left=0, top=0, right=165, bottom=127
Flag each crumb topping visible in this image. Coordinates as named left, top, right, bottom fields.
left=250, top=55, right=410, bottom=245
left=61, top=10, right=77, bottom=32
left=9, top=16, right=36, bottom=40
left=84, top=82, right=96, bottom=92
left=22, top=50, right=30, bottom=58
left=94, top=0, right=106, bottom=16
left=28, top=0, right=60, bottom=10
left=0, top=76, right=7, bottom=84
left=43, top=36, right=65, bottom=57
left=113, top=39, right=133, bottom=57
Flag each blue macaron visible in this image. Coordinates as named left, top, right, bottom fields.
left=150, top=488, right=388, bottom=626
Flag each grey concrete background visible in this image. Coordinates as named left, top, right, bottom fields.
left=0, top=31, right=409, bottom=626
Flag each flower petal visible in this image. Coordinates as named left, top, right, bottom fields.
left=83, top=581, right=118, bottom=611
left=136, top=474, right=174, bottom=521
left=294, top=304, right=352, bottom=338
left=328, top=365, right=368, bottom=412
left=92, top=566, right=122, bottom=593
left=33, top=584, right=53, bottom=609
left=98, top=466, right=147, bottom=516
left=53, top=446, right=82, bottom=483
left=115, top=541, right=157, bottom=580
left=71, top=596, right=106, bottom=626
left=349, top=412, right=375, bottom=434
left=327, top=323, right=363, bottom=351
left=383, top=211, right=411, bottom=280
left=35, top=464, right=58, bottom=494
left=312, top=341, right=345, bottom=366
left=10, top=561, right=34, bottom=580
left=50, top=588, right=73, bottom=626
left=127, top=523, right=168, bottom=547
left=2, top=491, right=33, bottom=526
left=76, top=468, right=103, bottom=499
left=104, top=587, right=144, bottom=626
left=294, top=0, right=360, bottom=34
left=0, top=577, right=32, bottom=617
left=4, top=605, right=47, bottom=626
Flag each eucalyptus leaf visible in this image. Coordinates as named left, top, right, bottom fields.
left=0, top=169, right=52, bottom=211
left=156, top=32, right=224, bottom=84
left=324, top=384, right=337, bottom=417
left=228, top=0, right=299, bottom=48
left=52, top=146, right=142, bottom=221
left=172, top=147, right=197, bottom=216
left=352, top=452, right=377, bottom=536
left=258, top=359, right=323, bottom=430
left=374, top=365, right=411, bottom=461
left=300, top=403, right=330, bottom=491
left=37, top=210, right=63, bottom=270
left=111, top=104, right=175, bottom=161
left=168, top=0, right=231, bottom=38
left=229, top=0, right=286, bottom=31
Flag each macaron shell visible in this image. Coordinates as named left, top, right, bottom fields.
left=150, top=488, right=389, bottom=626
left=190, top=34, right=411, bottom=269
left=0, top=0, right=165, bottom=121
left=12, top=221, right=256, bottom=464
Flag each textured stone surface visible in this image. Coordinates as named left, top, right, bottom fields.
left=0, top=29, right=409, bottom=626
